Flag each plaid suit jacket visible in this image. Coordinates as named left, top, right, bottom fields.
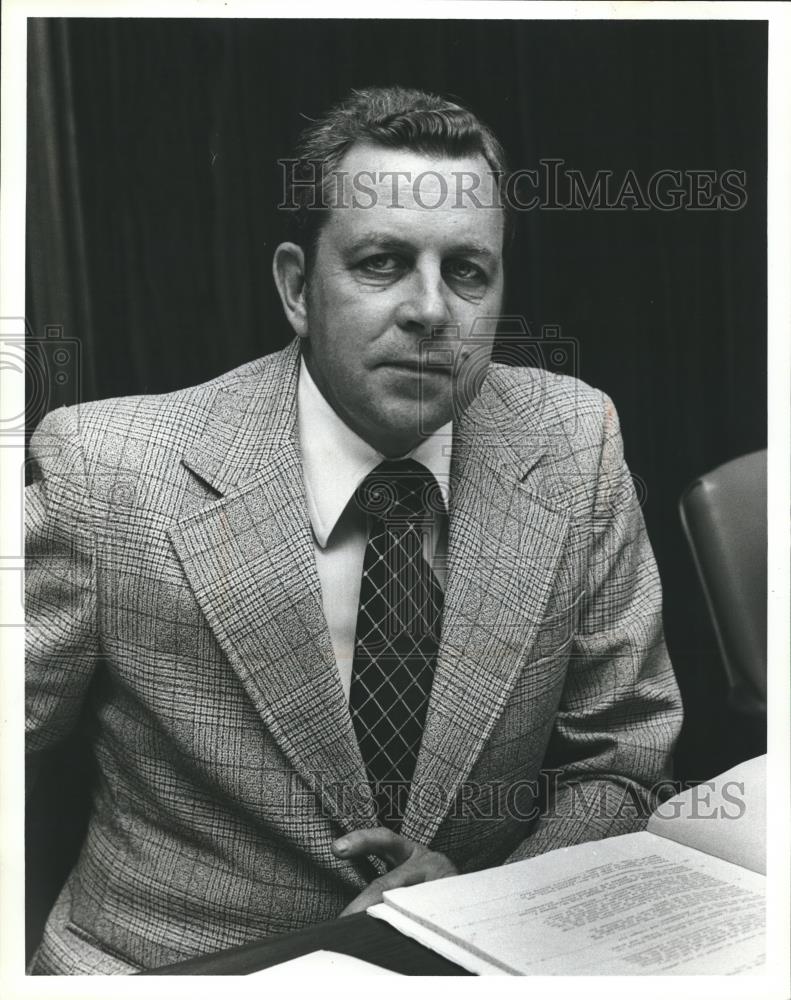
left=26, top=338, right=682, bottom=973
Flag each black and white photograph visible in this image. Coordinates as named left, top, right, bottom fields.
left=2, top=1, right=788, bottom=993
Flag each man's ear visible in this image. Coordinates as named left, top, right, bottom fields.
left=272, top=242, right=309, bottom=339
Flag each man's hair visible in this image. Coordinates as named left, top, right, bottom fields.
left=284, top=85, right=512, bottom=271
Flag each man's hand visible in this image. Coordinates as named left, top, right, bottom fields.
left=332, top=828, right=458, bottom=916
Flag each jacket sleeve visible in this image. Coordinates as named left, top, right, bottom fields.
left=26, top=406, right=99, bottom=789
left=506, top=391, right=684, bottom=862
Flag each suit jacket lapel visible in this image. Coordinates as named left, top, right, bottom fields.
left=403, top=371, right=571, bottom=844
left=168, top=341, right=377, bottom=834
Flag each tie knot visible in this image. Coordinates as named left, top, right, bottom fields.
left=356, top=459, right=446, bottom=523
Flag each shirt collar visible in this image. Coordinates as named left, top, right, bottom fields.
left=297, top=356, right=452, bottom=548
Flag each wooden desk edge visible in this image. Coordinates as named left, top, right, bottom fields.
left=141, top=911, right=471, bottom=976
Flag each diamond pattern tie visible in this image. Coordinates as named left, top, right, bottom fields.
left=349, top=458, right=445, bottom=830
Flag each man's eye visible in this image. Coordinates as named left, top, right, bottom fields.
left=358, top=254, right=403, bottom=274
left=444, top=260, right=485, bottom=283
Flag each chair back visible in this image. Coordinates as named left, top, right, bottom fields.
left=679, top=450, right=767, bottom=714
left=26, top=729, right=94, bottom=962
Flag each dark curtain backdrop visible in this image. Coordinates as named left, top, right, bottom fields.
left=26, top=18, right=767, bottom=784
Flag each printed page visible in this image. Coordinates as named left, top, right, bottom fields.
left=369, top=832, right=765, bottom=975
left=647, top=754, right=765, bottom=874
left=246, top=950, right=398, bottom=976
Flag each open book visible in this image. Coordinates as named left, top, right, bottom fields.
left=369, top=755, right=766, bottom=975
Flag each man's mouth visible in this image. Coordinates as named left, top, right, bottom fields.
left=377, top=359, right=453, bottom=374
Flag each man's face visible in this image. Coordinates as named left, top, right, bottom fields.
left=299, top=142, right=505, bottom=456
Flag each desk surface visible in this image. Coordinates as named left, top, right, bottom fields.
left=144, top=912, right=470, bottom=976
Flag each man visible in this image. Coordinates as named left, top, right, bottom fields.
left=26, top=86, right=683, bottom=974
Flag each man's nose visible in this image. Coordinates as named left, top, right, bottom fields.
left=394, top=266, right=453, bottom=334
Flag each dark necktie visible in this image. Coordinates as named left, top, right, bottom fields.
left=349, top=459, right=445, bottom=830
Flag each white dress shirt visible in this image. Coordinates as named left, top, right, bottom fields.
left=297, top=357, right=452, bottom=701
